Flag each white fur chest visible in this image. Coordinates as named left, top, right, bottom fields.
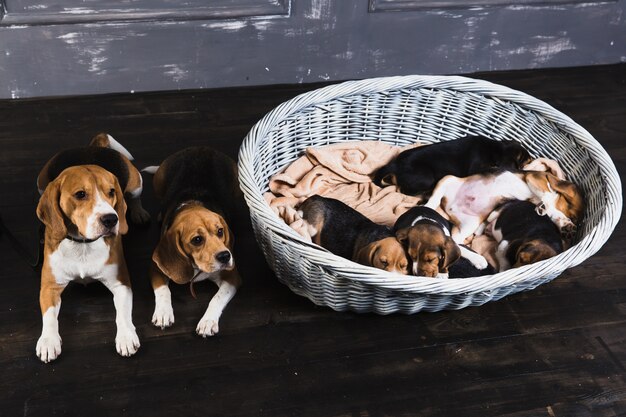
left=48, top=239, right=117, bottom=284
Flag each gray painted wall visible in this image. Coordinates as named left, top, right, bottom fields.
left=0, top=0, right=624, bottom=99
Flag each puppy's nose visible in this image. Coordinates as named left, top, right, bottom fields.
left=216, top=250, right=231, bottom=264
left=100, top=213, right=118, bottom=229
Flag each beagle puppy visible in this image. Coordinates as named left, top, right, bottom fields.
left=373, top=136, right=531, bottom=197
left=298, top=195, right=409, bottom=274
left=148, top=147, right=242, bottom=337
left=393, top=206, right=488, bottom=278
left=424, top=170, right=585, bottom=245
left=37, top=133, right=150, bottom=224
left=487, top=200, right=564, bottom=271
left=36, top=164, right=139, bottom=363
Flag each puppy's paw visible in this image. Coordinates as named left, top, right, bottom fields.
left=116, top=328, right=140, bottom=357
left=36, top=333, right=62, bottom=363
left=196, top=318, right=219, bottom=338
left=469, top=253, right=489, bottom=270
left=152, top=304, right=175, bottom=329
left=130, top=206, right=151, bottom=224
left=436, top=273, right=450, bottom=279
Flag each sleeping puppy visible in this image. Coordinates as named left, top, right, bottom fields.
left=148, top=147, right=242, bottom=337
left=393, top=206, right=488, bottom=278
left=373, top=135, right=531, bottom=196
left=486, top=200, right=563, bottom=271
left=36, top=165, right=139, bottom=362
left=425, top=170, right=584, bottom=245
left=37, top=133, right=150, bottom=224
left=298, top=195, right=409, bottom=274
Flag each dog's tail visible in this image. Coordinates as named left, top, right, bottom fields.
left=141, top=165, right=159, bottom=174
left=89, top=133, right=135, bottom=161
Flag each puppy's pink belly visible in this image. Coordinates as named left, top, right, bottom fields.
left=449, top=195, right=494, bottom=217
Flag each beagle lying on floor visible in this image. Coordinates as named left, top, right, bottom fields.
left=425, top=170, right=585, bottom=245
left=35, top=134, right=146, bottom=363
left=373, top=136, right=531, bottom=197
left=486, top=200, right=564, bottom=271
left=298, top=195, right=409, bottom=274
left=394, top=206, right=489, bottom=278
left=147, top=147, right=242, bottom=337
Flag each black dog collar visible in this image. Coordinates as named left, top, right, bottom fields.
left=65, top=235, right=101, bottom=244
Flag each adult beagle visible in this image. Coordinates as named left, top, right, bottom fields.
left=486, top=200, right=564, bottom=271
left=298, top=195, right=409, bottom=274
left=36, top=164, right=139, bottom=363
left=147, top=147, right=242, bottom=337
left=424, top=170, right=585, bottom=245
left=393, top=206, right=489, bottom=278
left=37, top=133, right=150, bottom=224
left=373, top=136, right=531, bottom=197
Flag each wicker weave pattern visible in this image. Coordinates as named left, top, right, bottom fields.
left=238, top=75, right=622, bottom=314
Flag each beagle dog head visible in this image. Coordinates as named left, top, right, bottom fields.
left=513, top=239, right=558, bottom=268
left=354, top=237, right=409, bottom=275
left=526, top=172, right=585, bottom=234
left=36, top=165, right=128, bottom=242
left=152, top=205, right=234, bottom=284
left=396, top=224, right=461, bottom=277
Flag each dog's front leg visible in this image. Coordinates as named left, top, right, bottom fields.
left=36, top=272, right=67, bottom=363
left=196, top=268, right=241, bottom=338
left=459, top=245, right=489, bottom=270
left=101, top=263, right=140, bottom=357
left=150, top=261, right=174, bottom=329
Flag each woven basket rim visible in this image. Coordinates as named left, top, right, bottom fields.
left=238, top=74, right=623, bottom=295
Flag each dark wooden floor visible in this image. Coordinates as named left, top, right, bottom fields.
left=1, top=64, right=625, bottom=417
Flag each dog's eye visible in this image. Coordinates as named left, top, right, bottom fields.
left=191, top=236, right=204, bottom=246
left=217, top=228, right=224, bottom=238
left=380, top=258, right=389, bottom=267
left=108, top=188, right=115, bottom=197
left=74, top=191, right=86, bottom=200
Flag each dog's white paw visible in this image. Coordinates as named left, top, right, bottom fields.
left=116, top=328, right=140, bottom=357
left=36, top=333, right=62, bottom=363
left=152, top=304, right=175, bottom=329
left=469, top=253, right=489, bottom=270
left=196, top=318, right=219, bottom=338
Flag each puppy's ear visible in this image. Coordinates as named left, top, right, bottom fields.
left=354, top=242, right=379, bottom=267
left=515, top=240, right=557, bottom=267
left=113, top=178, right=128, bottom=235
left=152, top=226, right=193, bottom=284
left=37, top=180, right=67, bottom=241
left=439, top=237, right=461, bottom=273
left=395, top=228, right=410, bottom=246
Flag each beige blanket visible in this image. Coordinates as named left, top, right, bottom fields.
left=265, top=140, right=422, bottom=240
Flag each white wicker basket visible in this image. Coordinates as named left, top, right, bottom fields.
left=238, top=75, right=622, bottom=314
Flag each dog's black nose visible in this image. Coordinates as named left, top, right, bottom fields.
left=100, top=213, right=118, bottom=229
left=216, top=251, right=231, bottom=264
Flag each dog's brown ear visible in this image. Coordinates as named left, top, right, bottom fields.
left=152, top=227, right=193, bottom=284
left=439, top=237, right=461, bottom=273
left=515, top=240, right=557, bottom=267
left=37, top=179, right=67, bottom=241
left=113, top=178, right=128, bottom=235
left=354, top=242, right=379, bottom=267
left=395, top=228, right=410, bottom=246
